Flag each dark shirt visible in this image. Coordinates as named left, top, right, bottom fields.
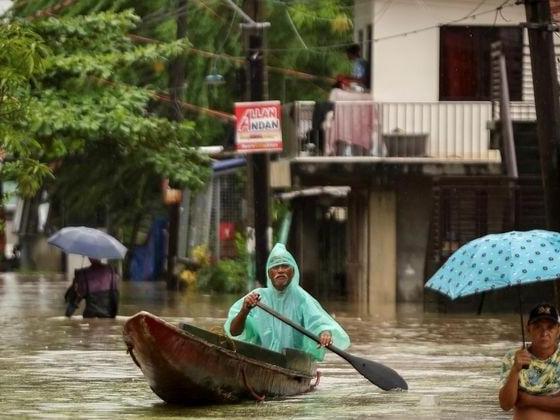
left=65, top=265, right=119, bottom=318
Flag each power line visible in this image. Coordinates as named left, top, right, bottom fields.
left=374, top=0, right=394, bottom=25
left=372, top=0, right=517, bottom=43
left=263, top=0, right=519, bottom=51
left=128, top=33, right=336, bottom=83
left=92, top=76, right=235, bottom=122
left=285, top=8, right=308, bottom=49
left=141, top=0, right=225, bottom=26
left=460, top=0, right=489, bottom=20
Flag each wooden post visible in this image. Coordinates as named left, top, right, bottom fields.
left=524, top=0, right=560, bottom=230
left=166, top=0, right=188, bottom=289
left=524, top=0, right=560, bottom=305
left=243, top=0, right=270, bottom=287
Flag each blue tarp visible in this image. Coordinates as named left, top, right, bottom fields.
left=128, top=217, right=167, bottom=281
left=212, top=158, right=246, bottom=173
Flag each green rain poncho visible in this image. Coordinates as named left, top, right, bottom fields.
left=224, top=243, right=350, bottom=361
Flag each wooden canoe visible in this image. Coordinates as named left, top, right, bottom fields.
left=122, top=311, right=318, bottom=405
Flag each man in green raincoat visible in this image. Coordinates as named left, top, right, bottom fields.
left=225, top=243, right=350, bottom=361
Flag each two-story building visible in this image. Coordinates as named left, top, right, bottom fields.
left=275, top=0, right=553, bottom=313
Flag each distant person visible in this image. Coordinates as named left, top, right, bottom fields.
left=3, top=243, right=21, bottom=271
left=65, top=258, right=119, bottom=318
left=499, top=303, right=560, bottom=419
left=336, top=43, right=370, bottom=92
left=224, top=243, right=350, bottom=361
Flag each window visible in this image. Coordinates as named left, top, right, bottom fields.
left=439, top=26, right=523, bottom=101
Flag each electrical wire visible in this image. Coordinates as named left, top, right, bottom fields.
left=374, top=0, right=394, bottom=25
left=285, top=8, right=308, bottom=49
left=142, top=0, right=223, bottom=24
left=92, top=76, right=235, bottom=122
left=128, top=33, right=336, bottom=83
left=141, top=4, right=189, bottom=25
left=460, top=0, right=488, bottom=21
left=259, top=1, right=518, bottom=52
left=207, top=0, right=240, bottom=75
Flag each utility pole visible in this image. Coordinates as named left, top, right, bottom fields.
left=524, top=0, right=560, bottom=231
left=242, top=0, right=271, bottom=287
left=166, top=0, right=188, bottom=289
left=524, top=0, right=560, bottom=306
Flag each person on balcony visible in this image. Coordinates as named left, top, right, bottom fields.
left=499, top=303, right=560, bottom=419
left=225, top=243, right=350, bottom=361
left=336, top=43, right=370, bottom=93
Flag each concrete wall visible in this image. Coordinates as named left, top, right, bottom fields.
left=368, top=189, right=397, bottom=305
left=22, top=235, right=63, bottom=272
left=0, top=1, right=11, bottom=14
left=396, top=177, right=433, bottom=302
left=346, top=187, right=398, bottom=311
left=346, top=189, right=369, bottom=311
left=346, top=179, right=433, bottom=306
left=293, top=200, right=320, bottom=295
left=369, top=0, right=527, bottom=101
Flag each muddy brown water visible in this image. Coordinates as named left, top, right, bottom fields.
left=0, top=272, right=522, bottom=418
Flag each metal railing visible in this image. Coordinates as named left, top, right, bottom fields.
left=286, top=100, right=501, bottom=161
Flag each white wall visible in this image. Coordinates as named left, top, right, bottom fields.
left=368, top=0, right=527, bottom=102
left=354, top=0, right=373, bottom=59
left=0, top=1, right=11, bottom=14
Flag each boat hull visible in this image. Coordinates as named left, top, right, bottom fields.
left=123, top=311, right=317, bottom=405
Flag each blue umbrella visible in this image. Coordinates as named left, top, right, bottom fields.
left=425, top=230, right=560, bottom=345
left=426, top=230, right=560, bottom=298
left=48, top=226, right=127, bottom=260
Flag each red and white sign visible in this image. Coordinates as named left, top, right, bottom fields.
left=235, top=101, right=283, bottom=153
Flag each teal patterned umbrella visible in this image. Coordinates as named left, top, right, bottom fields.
left=425, top=230, right=560, bottom=346
left=425, top=230, right=560, bottom=299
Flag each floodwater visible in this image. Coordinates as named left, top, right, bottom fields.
left=0, top=272, right=523, bottom=419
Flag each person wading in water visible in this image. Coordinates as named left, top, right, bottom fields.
left=499, top=303, right=560, bottom=419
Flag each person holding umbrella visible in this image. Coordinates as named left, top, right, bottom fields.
left=65, top=257, right=119, bottom=318
left=423, top=230, right=560, bottom=417
left=48, top=226, right=127, bottom=318
left=499, top=303, right=560, bottom=418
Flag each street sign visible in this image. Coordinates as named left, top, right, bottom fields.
left=234, top=101, right=282, bottom=153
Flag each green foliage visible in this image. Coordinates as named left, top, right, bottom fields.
left=0, top=24, right=52, bottom=197
left=5, top=9, right=211, bottom=236
left=195, top=233, right=250, bottom=294
left=197, top=258, right=248, bottom=294
left=6, top=0, right=352, bottom=242
left=14, top=0, right=353, bottom=137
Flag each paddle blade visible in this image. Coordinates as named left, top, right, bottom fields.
left=345, top=353, right=408, bottom=391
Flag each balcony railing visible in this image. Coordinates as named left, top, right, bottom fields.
left=285, top=101, right=508, bottom=162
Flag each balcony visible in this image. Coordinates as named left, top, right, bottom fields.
left=284, top=100, right=536, bottom=164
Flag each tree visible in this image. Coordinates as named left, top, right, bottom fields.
left=12, top=0, right=354, bottom=143
left=0, top=24, right=51, bottom=197
left=9, top=11, right=211, bottom=244
left=8, top=0, right=353, bottom=247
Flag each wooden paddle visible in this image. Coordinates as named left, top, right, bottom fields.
left=256, top=301, right=408, bottom=391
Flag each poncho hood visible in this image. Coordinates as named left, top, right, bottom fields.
left=266, top=243, right=300, bottom=291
